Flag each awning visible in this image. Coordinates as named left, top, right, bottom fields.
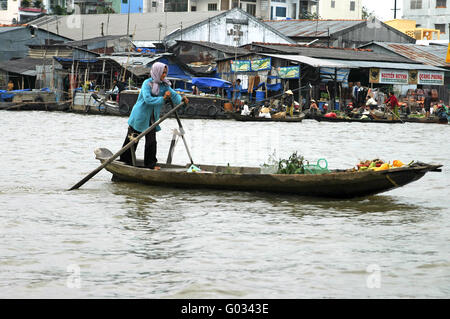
left=318, top=59, right=448, bottom=72
left=192, top=77, right=232, bottom=88
left=0, top=58, right=53, bottom=76
left=261, top=54, right=353, bottom=68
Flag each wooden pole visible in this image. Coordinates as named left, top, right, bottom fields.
left=68, top=101, right=187, bottom=191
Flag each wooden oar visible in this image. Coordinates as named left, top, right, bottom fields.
left=68, top=100, right=186, bottom=191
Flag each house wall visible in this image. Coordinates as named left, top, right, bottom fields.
left=165, top=9, right=293, bottom=45
left=402, top=0, right=450, bottom=40
left=318, top=0, right=362, bottom=19
left=0, top=27, right=70, bottom=62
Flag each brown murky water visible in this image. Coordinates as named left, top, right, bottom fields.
left=0, top=110, right=449, bottom=298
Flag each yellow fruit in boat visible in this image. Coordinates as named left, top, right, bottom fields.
left=393, top=160, right=404, bottom=167
left=379, top=163, right=390, bottom=170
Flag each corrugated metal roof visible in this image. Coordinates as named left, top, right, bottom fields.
left=249, top=43, right=413, bottom=63
left=99, top=55, right=162, bottom=76
left=175, top=40, right=250, bottom=55
left=133, top=41, right=156, bottom=48
left=67, top=35, right=130, bottom=47
left=31, top=11, right=226, bottom=41
left=363, top=42, right=450, bottom=67
left=101, top=55, right=160, bottom=66
left=262, top=54, right=353, bottom=68
left=264, top=20, right=365, bottom=37
left=0, top=57, right=53, bottom=75
left=318, top=59, right=447, bottom=72
left=0, top=26, right=23, bottom=33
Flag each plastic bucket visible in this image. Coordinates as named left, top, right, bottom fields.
left=224, top=102, right=233, bottom=111
left=256, top=91, right=265, bottom=102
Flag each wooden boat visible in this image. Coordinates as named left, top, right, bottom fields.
left=313, top=114, right=404, bottom=124
left=229, top=112, right=306, bottom=122
left=72, top=91, right=125, bottom=116
left=94, top=148, right=442, bottom=198
left=403, top=116, right=448, bottom=124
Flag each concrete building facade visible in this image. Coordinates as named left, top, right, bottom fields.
left=402, top=0, right=450, bottom=40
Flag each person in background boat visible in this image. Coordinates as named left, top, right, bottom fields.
left=322, top=103, right=328, bottom=114
left=241, top=103, right=251, bottom=116
left=423, top=91, right=432, bottom=118
left=284, top=90, right=295, bottom=117
left=309, top=99, right=319, bottom=115
left=109, top=79, right=126, bottom=102
left=119, top=62, right=189, bottom=170
left=384, top=91, right=399, bottom=118
left=232, top=79, right=242, bottom=112
left=259, top=105, right=271, bottom=118
left=352, top=82, right=360, bottom=108
left=7, top=80, right=14, bottom=91
left=192, top=85, right=199, bottom=95
left=366, top=93, right=378, bottom=110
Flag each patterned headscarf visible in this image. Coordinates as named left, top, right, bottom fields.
left=150, top=62, right=171, bottom=96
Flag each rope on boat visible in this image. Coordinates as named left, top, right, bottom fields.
left=385, top=174, right=399, bottom=187
left=128, top=133, right=139, bottom=143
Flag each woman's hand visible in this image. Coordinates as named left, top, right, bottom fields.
left=182, top=96, right=189, bottom=104
left=163, top=91, right=171, bottom=100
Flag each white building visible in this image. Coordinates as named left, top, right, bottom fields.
left=0, top=0, right=20, bottom=24
left=402, top=0, right=450, bottom=40
left=318, top=0, right=362, bottom=19
left=150, top=1, right=362, bottom=20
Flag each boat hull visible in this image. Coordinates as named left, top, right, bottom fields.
left=95, top=148, right=440, bottom=198
left=229, top=112, right=305, bottom=122
left=313, top=115, right=404, bottom=124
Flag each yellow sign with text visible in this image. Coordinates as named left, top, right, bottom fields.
left=446, top=43, right=450, bottom=63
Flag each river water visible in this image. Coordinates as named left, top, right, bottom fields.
left=0, top=110, right=449, bottom=298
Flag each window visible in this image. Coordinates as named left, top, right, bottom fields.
left=436, top=0, right=446, bottom=8
left=0, top=0, right=7, bottom=10
left=191, top=5, right=196, bottom=11
left=122, top=0, right=127, bottom=3
left=246, top=3, right=256, bottom=16
left=276, top=6, right=286, bottom=17
left=272, top=0, right=286, bottom=2
left=165, top=0, right=188, bottom=11
left=410, top=0, right=422, bottom=9
left=435, top=24, right=446, bottom=34
left=331, top=0, right=335, bottom=8
left=152, top=1, right=157, bottom=7
left=208, top=3, right=217, bottom=11
left=350, top=1, right=355, bottom=11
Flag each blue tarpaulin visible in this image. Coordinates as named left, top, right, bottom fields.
left=158, top=58, right=192, bottom=81
left=54, top=57, right=98, bottom=63
left=192, top=77, right=232, bottom=88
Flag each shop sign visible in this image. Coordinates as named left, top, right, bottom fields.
left=370, top=68, right=409, bottom=84
left=251, top=58, right=271, bottom=71
left=277, top=66, right=300, bottom=79
left=417, top=71, right=444, bottom=85
left=231, top=60, right=251, bottom=72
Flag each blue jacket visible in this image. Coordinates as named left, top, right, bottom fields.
left=128, top=78, right=182, bottom=132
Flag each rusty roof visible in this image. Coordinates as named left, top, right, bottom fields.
left=264, top=19, right=366, bottom=38
left=361, top=42, right=450, bottom=68
left=248, top=43, right=413, bottom=63
left=174, top=40, right=250, bottom=55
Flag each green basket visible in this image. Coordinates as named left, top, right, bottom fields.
left=304, top=158, right=330, bottom=175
